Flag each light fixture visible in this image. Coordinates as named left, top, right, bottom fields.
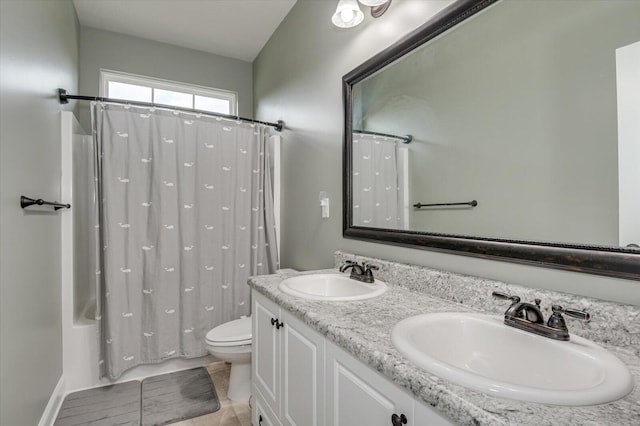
left=359, top=0, right=392, bottom=18
left=358, top=0, right=388, bottom=6
left=332, top=0, right=392, bottom=28
left=332, top=0, right=365, bottom=28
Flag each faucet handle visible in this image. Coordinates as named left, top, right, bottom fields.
left=552, top=305, right=590, bottom=321
left=491, top=291, right=521, bottom=303
left=339, top=260, right=357, bottom=272
left=362, top=264, right=379, bottom=282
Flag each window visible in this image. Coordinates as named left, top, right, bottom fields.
left=100, top=70, right=237, bottom=115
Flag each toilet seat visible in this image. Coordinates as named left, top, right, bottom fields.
left=206, top=317, right=252, bottom=347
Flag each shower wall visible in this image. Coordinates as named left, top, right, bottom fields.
left=61, top=111, right=96, bottom=392
left=72, top=116, right=95, bottom=321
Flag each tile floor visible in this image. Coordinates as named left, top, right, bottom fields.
left=169, top=363, right=252, bottom=426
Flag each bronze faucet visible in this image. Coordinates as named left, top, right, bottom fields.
left=339, top=261, right=379, bottom=284
left=492, top=291, right=590, bottom=341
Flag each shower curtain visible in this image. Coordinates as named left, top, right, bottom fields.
left=352, top=132, right=405, bottom=229
left=91, top=102, right=278, bottom=379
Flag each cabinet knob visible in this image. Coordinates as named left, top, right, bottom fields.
left=391, top=413, right=407, bottom=426
left=270, top=317, right=284, bottom=329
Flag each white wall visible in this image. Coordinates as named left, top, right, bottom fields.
left=77, top=26, right=254, bottom=131
left=617, top=41, right=640, bottom=248
left=0, top=1, right=79, bottom=424
left=253, top=0, right=640, bottom=305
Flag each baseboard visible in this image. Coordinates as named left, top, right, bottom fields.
left=38, top=375, right=65, bottom=426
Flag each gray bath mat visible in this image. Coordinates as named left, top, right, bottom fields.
left=141, top=367, right=220, bottom=426
left=54, top=380, right=141, bottom=426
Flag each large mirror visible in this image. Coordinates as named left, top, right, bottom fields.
left=343, top=0, right=640, bottom=279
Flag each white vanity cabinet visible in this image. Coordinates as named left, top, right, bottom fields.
left=251, top=289, right=453, bottom=426
left=413, top=400, right=455, bottom=426
left=252, top=291, right=325, bottom=426
left=326, top=341, right=454, bottom=426
left=254, top=395, right=280, bottom=426
left=326, top=340, right=413, bottom=426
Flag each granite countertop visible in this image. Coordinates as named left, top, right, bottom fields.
left=248, top=268, right=640, bottom=426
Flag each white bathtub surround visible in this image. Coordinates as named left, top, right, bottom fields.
left=247, top=252, right=640, bottom=425
left=60, top=111, right=98, bottom=392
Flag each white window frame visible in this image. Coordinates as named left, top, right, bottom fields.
left=100, top=69, right=238, bottom=115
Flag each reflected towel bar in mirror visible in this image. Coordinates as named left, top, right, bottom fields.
left=20, top=195, right=70, bottom=211
left=413, top=200, right=478, bottom=208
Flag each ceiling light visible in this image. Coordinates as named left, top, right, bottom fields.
left=332, top=0, right=392, bottom=28
left=361, top=0, right=392, bottom=18
left=358, top=0, right=388, bottom=6
left=332, top=0, right=365, bottom=28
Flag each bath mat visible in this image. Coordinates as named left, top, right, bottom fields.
left=141, top=367, right=220, bottom=426
left=54, top=380, right=141, bottom=426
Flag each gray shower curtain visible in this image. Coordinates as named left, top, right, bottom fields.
left=352, top=132, right=405, bottom=229
left=91, top=102, right=278, bottom=379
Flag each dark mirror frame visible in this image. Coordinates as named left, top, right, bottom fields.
left=342, top=0, right=640, bottom=281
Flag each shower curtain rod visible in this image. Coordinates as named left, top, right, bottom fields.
left=353, top=129, right=412, bottom=144
left=57, top=88, right=284, bottom=131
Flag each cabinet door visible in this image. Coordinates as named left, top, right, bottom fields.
left=413, top=399, right=455, bottom=426
left=253, top=293, right=281, bottom=414
left=281, top=311, right=325, bottom=426
left=254, top=391, right=282, bottom=426
left=326, top=341, right=414, bottom=426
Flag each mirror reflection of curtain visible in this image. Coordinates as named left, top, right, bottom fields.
left=352, top=133, right=406, bottom=229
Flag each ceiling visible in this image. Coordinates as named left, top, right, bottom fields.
left=73, top=0, right=298, bottom=62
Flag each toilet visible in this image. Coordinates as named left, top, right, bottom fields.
left=205, top=316, right=252, bottom=402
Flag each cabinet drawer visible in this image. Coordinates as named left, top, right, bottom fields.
left=253, top=388, right=282, bottom=426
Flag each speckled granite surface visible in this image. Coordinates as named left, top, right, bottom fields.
left=248, top=252, right=640, bottom=426
left=334, top=251, right=640, bottom=356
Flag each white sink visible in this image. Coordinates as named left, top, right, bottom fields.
left=392, top=312, right=634, bottom=406
left=279, top=273, right=387, bottom=301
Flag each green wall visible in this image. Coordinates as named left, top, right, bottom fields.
left=0, top=1, right=79, bottom=424
left=78, top=26, right=254, bottom=131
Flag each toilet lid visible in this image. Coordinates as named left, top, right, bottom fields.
left=206, top=317, right=252, bottom=344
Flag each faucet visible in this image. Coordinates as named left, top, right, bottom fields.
left=339, top=260, right=379, bottom=284
left=492, top=291, right=590, bottom=341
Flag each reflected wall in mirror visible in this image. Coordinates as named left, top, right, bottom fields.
left=343, top=0, right=640, bottom=279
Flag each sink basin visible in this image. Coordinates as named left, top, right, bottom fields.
left=279, top=273, right=387, bottom=301
left=392, top=312, right=634, bottom=406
